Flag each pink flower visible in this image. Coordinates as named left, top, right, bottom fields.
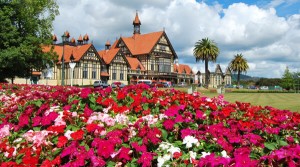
left=92, top=138, right=115, bottom=159
left=84, top=105, right=93, bottom=117
left=118, top=147, right=132, bottom=162
left=163, top=119, right=175, bottom=131
left=80, top=88, right=91, bottom=98
left=0, top=125, right=10, bottom=138
left=137, top=152, right=155, bottom=167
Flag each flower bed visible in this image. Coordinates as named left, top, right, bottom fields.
left=0, top=83, right=300, bottom=167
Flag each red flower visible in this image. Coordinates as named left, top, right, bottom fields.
left=23, top=156, right=39, bottom=166
left=57, top=136, right=68, bottom=148
left=70, top=129, right=85, bottom=140
left=173, top=152, right=182, bottom=159
left=86, top=123, right=99, bottom=132
left=47, top=125, right=65, bottom=134
left=117, top=91, right=126, bottom=100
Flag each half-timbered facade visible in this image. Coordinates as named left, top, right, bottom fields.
left=12, top=12, right=231, bottom=87
left=196, top=64, right=232, bottom=88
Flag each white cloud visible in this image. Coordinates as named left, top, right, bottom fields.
left=53, top=0, right=300, bottom=78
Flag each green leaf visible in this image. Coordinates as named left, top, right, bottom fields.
left=143, top=103, right=149, bottom=110
left=52, top=148, right=62, bottom=157
left=33, top=100, right=42, bottom=107
left=278, top=140, right=288, bottom=146
left=161, top=129, right=168, bottom=140
left=264, top=142, right=277, bottom=150
left=106, top=161, right=116, bottom=167
left=33, top=127, right=41, bottom=131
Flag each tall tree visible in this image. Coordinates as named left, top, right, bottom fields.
left=229, top=53, right=249, bottom=88
left=0, top=0, right=59, bottom=82
left=281, top=67, right=294, bottom=90
left=193, top=38, right=219, bottom=88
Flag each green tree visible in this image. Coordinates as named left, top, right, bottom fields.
left=193, top=38, right=219, bottom=88
left=0, top=0, right=59, bottom=82
left=281, top=67, right=294, bottom=90
left=229, top=53, right=249, bottom=88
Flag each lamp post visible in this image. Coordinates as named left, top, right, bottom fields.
left=61, top=34, right=67, bottom=86
left=69, top=57, right=76, bottom=86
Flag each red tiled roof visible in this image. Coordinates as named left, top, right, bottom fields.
left=42, top=44, right=93, bottom=63
left=98, top=48, right=120, bottom=64
left=100, top=72, right=109, bottom=76
left=133, top=12, right=141, bottom=25
left=32, top=71, right=41, bottom=75
left=126, top=56, right=145, bottom=71
left=174, top=64, right=193, bottom=74
left=110, top=39, right=119, bottom=49
left=121, top=31, right=163, bottom=55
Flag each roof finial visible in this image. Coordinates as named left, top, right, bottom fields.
left=133, top=11, right=141, bottom=35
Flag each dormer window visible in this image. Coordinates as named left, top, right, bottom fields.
left=137, top=67, right=140, bottom=74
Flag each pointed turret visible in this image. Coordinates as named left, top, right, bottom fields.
left=77, top=35, right=83, bottom=45
left=83, top=33, right=89, bottom=44
left=133, top=11, right=141, bottom=34
left=105, top=40, right=111, bottom=50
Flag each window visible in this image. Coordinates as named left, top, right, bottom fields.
left=112, top=67, right=117, bottom=80
left=92, top=64, right=97, bottom=79
left=151, top=59, right=155, bottom=71
left=83, top=63, right=88, bottom=79
left=158, top=58, right=171, bottom=73
left=120, top=73, right=124, bottom=80
left=160, top=45, right=166, bottom=52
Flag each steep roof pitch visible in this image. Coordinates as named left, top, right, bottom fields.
left=174, top=64, right=193, bottom=74
left=120, top=31, right=164, bottom=55
left=126, top=56, right=145, bottom=71
left=98, top=48, right=120, bottom=64
left=215, top=64, right=223, bottom=74
left=42, top=44, right=95, bottom=63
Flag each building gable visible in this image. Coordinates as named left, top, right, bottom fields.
left=111, top=54, right=127, bottom=65
left=215, top=64, right=223, bottom=74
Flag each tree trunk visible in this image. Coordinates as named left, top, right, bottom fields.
left=205, top=57, right=209, bottom=88
left=237, top=70, right=240, bottom=89
left=11, top=77, right=14, bottom=84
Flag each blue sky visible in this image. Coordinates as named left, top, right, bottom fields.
left=54, top=0, right=300, bottom=78
left=203, top=0, right=300, bottom=16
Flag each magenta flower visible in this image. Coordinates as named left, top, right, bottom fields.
left=80, top=88, right=91, bottom=99
left=137, top=152, right=155, bottom=167
left=163, top=119, right=175, bottom=131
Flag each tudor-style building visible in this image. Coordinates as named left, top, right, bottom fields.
left=98, top=12, right=195, bottom=85
left=196, top=64, right=232, bottom=88
left=12, top=12, right=231, bottom=87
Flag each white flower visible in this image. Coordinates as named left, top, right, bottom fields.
left=221, top=150, right=230, bottom=158
left=157, top=154, right=171, bottom=167
left=189, top=151, right=197, bottom=163
left=64, top=130, right=73, bottom=140
left=201, top=151, right=211, bottom=158
left=183, top=135, right=199, bottom=148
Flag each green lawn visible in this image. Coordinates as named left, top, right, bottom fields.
left=171, top=87, right=300, bottom=112
left=199, top=92, right=300, bottom=112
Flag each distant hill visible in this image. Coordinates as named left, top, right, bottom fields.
left=231, top=74, right=261, bottom=81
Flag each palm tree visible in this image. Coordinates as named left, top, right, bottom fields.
left=229, top=54, right=249, bottom=88
left=193, top=38, right=219, bottom=88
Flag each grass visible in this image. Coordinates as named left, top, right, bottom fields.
left=171, top=87, right=300, bottom=112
